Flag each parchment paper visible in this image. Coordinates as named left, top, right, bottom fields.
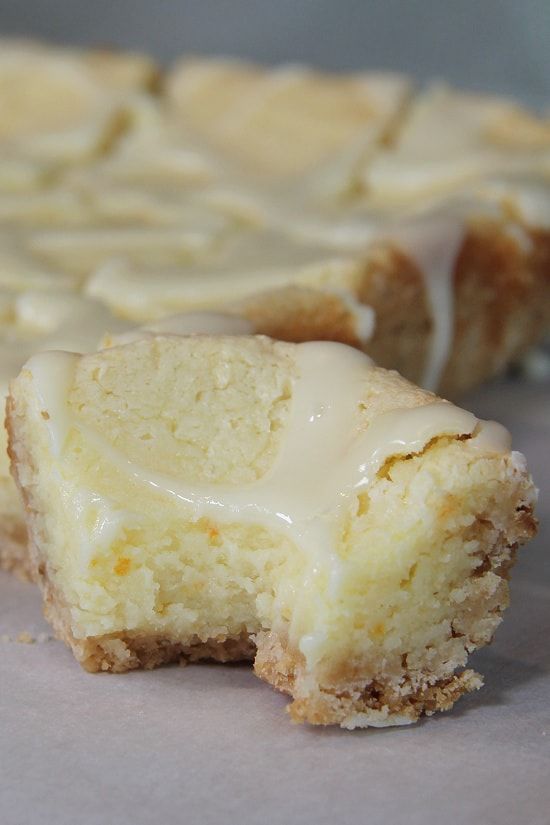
left=1, top=376, right=549, bottom=825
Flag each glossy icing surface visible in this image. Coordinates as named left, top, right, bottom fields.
left=25, top=340, right=511, bottom=562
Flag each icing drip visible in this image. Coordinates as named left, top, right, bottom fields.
left=26, top=340, right=509, bottom=551
left=0, top=293, right=131, bottom=392
left=384, top=213, right=465, bottom=391
left=316, top=288, right=376, bottom=345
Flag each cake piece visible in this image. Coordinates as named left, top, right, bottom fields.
left=165, top=58, right=411, bottom=181
left=8, top=334, right=537, bottom=727
left=0, top=39, right=157, bottom=176
left=363, top=84, right=550, bottom=204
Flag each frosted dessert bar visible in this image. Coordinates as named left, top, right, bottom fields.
left=7, top=334, right=537, bottom=727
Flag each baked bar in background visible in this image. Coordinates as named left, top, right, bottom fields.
left=0, top=45, right=547, bottom=396
left=0, top=39, right=156, bottom=190
left=0, top=42, right=548, bottom=577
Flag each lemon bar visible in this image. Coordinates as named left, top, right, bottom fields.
left=8, top=334, right=537, bottom=727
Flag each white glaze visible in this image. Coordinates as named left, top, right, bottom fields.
left=26, top=340, right=509, bottom=550
left=218, top=64, right=309, bottom=138
left=383, top=213, right=465, bottom=390
left=25, top=350, right=78, bottom=454
left=316, top=288, right=376, bottom=345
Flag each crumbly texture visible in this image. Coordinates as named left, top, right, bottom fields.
left=0, top=441, right=32, bottom=579
left=69, top=335, right=295, bottom=485
left=0, top=519, right=31, bottom=580
left=8, top=335, right=537, bottom=727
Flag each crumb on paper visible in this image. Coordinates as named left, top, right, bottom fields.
left=0, top=631, right=54, bottom=644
